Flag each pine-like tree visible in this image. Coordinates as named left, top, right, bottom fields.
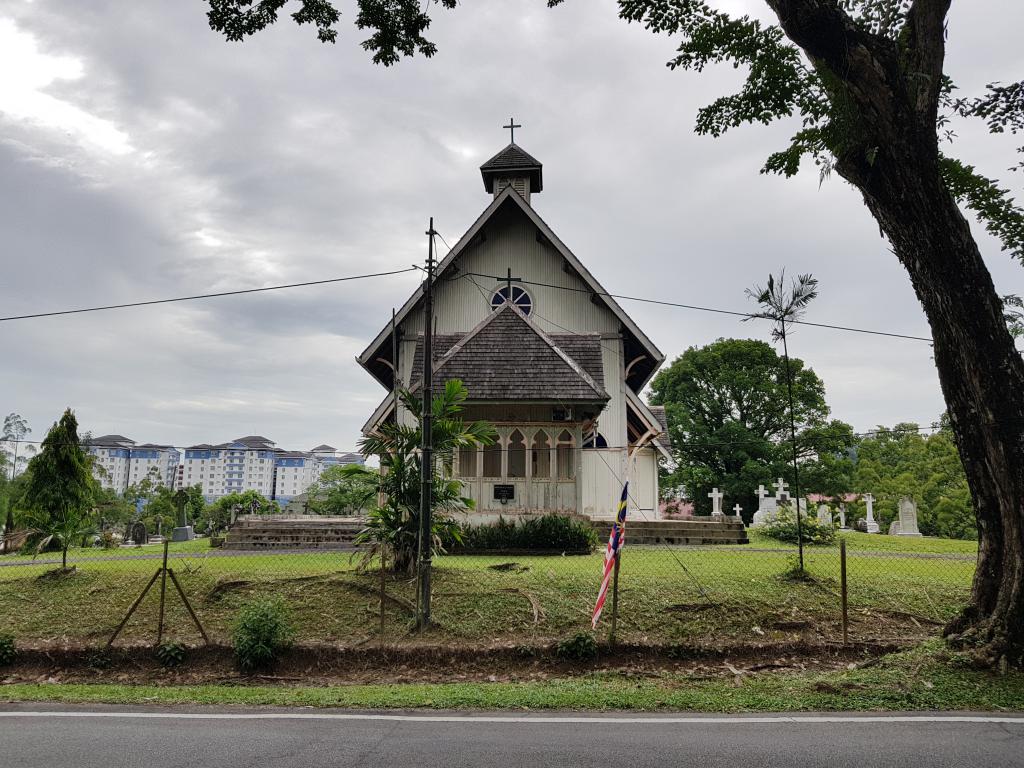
left=23, top=409, right=96, bottom=570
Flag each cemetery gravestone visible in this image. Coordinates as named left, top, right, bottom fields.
left=732, top=503, right=743, bottom=520
left=896, top=496, right=922, bottom=536
left=863, top=493, right=880, bottom=533
left=752, top=484, right=777, bottom=527
left=130, top=521, right=147, bottom=546
left=708, top=488, right=725, bottom=519
left=817, top=504, right=832, bottom=526
left=171, top=489, right=195, bottom=542
left=838, top=504, right=848, bottom=529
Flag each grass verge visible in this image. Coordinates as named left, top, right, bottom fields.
left=1, top=643, right=1021, bottom=712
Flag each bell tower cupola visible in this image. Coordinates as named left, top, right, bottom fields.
left=480, top=118, right=543, bottom=204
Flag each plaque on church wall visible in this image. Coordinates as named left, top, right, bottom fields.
left=493, top=484, right=515, bottom=502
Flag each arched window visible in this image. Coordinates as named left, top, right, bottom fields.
left=458, top=445, right=477, bottom=478
left=482, top=440, right=502, bottom=478
left=507, top=430, right=526, bottom=478
left=556, top=430, right=576, bottom=480
left=531, top=431, right=551, bottom=479
left=490, top=284, right=533, bottom=315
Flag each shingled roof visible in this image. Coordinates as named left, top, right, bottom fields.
left=480, top=143, right=543, bottom=193
left=410, top=303, right=607, bottom=402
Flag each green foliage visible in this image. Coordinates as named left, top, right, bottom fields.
left=762, top=506, right=835, bottom=545
left=853, top=423, right=975, bottom=540
left=355, top=379, right=496, bottom=576
left=0, top=634, right=15, bottom=666
left=22, top=410, right=97, bottom=569
left=307, top=463, right=377, bottom=515
left=649, top=338, right=854, bottom=518
left=155, top=642, right=187, bottom=668
left=556, top=632, right=598, bottom=662
left=199, top=490, right=279, bottom=535
left=98, top=530, right=119, bottom=550
left=444, top=515, right=599, bottom=554
left=205, top=0, right=467, bottom=64
left=617, top=2, right=1024, bottom=264
left=232, top=596, right=295, bottom=673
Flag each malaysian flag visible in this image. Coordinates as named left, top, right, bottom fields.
left=592, top=481, right=629, bottom=628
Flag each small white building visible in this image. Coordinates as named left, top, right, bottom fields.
left=358, top=140, right=670, bottom=520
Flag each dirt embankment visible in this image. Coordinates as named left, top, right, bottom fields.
left=1, top=640, right=900, bottom=688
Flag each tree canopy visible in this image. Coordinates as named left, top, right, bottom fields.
left=649, top=338, right=854, bottom=519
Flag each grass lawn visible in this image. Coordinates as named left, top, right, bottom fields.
left=0, top=534, right=974, bottom=649
left=1, top=642, right=1019, bottom=712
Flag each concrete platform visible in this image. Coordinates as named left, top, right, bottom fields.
left=591, top=518, right=749, bottom=546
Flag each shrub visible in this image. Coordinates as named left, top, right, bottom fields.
left=99, top=530, right=119, bottom=549
left=232, top=596, right=294, bottom=672
left=762, top=506, right=836, bottom=545
left=556, top=632, right=598, bottom=661
left=445, top=514, right=599, bottom=553
left=155, top=642, right=187, bottom=668
left=0, top=634, right=15, bottom=666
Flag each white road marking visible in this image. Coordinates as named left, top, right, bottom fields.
left=0, top=711, right=1022, bottom=724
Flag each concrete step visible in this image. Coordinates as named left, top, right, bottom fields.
left=591, top=518, right=749, bottom=546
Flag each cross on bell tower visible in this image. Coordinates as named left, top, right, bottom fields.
left=503, top=117, right=522, bottom=144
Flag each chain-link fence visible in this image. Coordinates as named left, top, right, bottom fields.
left=0, top=518, right=976, bottom=653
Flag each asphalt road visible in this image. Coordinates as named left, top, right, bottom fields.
left=1, top=704, right=1022, bottom=767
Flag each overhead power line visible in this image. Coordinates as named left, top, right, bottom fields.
left=0, top=267, right=419, bottom=323
left=459, top=271, right=933, bottom=343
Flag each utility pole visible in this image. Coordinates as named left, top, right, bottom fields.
left=417, top=217, right=437, bottom=630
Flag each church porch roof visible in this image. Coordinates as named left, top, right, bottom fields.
left=409, top=302, right=608, bottom=403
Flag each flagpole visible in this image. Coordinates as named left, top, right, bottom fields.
left=608, top=547, right=622, bottom=646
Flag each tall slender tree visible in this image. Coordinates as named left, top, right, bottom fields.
left=745, top=272, right=820, bottom=569
left=22, top=409, right=96, bottom=570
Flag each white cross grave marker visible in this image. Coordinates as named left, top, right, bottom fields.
left=708, top=487, right=725, bottom=518
left=733, top=504, right=743, bottom=519
left=863, top=492, right=880, bottom=533
left=774, top=477, right=789, bottom=501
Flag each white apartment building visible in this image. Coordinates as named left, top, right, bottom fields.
left=183, top=436, right=278, bottom=501
left=274, top=446, right=365, bottom=504
left=87, top=436, right=180, bottom=494
left=127, top=444, right=180, bottom=489
left=86, top=435, right=134, bottom=492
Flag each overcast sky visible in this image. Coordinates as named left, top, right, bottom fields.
left=0, top=0, right=1021, bottom=455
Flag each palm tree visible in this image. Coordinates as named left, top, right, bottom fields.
left=24, top=505, right=97, bottom=571
left=745, top=271, right=819, bottom=570
left=356, top=379, right=495, bottom=577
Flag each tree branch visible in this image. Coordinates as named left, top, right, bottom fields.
left=903, top=0, right=951, bottom=120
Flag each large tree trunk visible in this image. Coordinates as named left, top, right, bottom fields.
left=767, top=0, right=1024, bottom=664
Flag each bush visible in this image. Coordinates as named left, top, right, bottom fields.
left=556, top=632, right=598, bottom=661
left=444, top=514, right=599, bottom=553
left=762, top=506, right=836, bottom=545
left=232, top=596, right=294, bottom=672
left=0, top=634, right=15, bottom=666
left=155, top=642, right=187, bottom=668
left=99, top=530, right=119, bottom=549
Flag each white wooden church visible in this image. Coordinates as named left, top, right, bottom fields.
left=358, top=137, right=671, bottom=520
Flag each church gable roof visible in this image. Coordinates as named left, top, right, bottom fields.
left=410, top=303, right=608, bottom=402
left=358, top=187, right=663, bottom=391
